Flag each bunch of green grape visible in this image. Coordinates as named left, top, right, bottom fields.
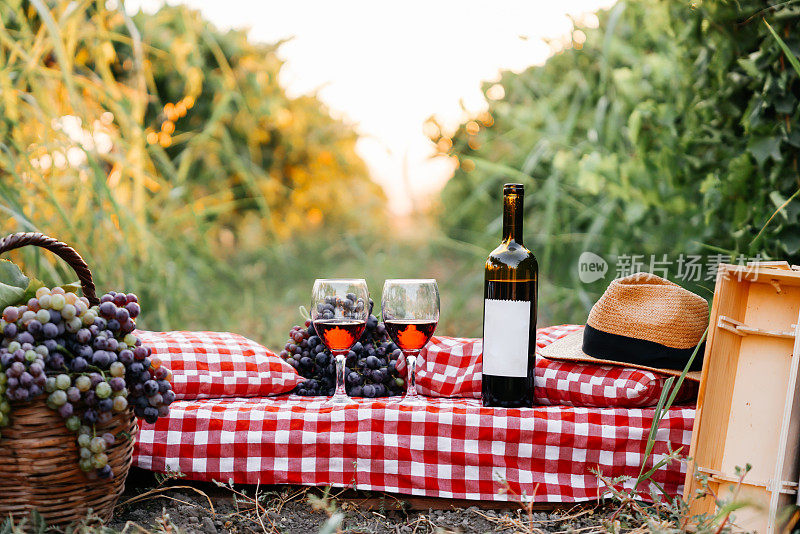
left=0, top=288, right=174, bottom=480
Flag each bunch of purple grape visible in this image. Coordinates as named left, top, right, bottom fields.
left=316, top=293, right=366, bottom=320
left=0, top=287, right=173, bottom=480
left=280, top=300, right=406, bottom=398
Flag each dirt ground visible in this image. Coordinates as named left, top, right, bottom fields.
left=107, top=468, right=602, bottom=534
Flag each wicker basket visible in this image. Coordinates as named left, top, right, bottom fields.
left=0, top=233, right=137, bottom=527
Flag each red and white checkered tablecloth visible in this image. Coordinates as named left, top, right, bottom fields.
left=134, top=395, right=694, bottom=502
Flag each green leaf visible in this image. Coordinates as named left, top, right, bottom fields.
left=737, top=55, right=761, bottom=79
left=28, top=510, right=46, bottom=534
left=774, top=93, right=796, bottom=114
left=628, top=107, right=643, bottom=146
left=788, top=129, right=800, bottom=148
left=20, top=278, right=45, bottom=304
left=779, top=230, right=800, bottom=255
left=764, top=20, right=800, bottom=78
left=0, top=259, right=30, bottom=309
left=753, top=187, right=800, bottom=245
left=747, top=136, right=782, bottom=166
left=0, top=260, right=28, bottom=290
left=60, top=282, right=81, bottom=294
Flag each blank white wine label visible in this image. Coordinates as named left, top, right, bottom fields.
left=482, top=299, right=531, bottom=377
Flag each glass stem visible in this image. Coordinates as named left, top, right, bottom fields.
left=405, top=351, right=419, bottom=398
left=333, top=351, right=347, bottom=398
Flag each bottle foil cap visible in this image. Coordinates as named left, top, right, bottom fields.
left=503, top=183, right=524, bottom=194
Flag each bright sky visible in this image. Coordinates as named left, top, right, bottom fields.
left=127, top=0, right=615, bottom=213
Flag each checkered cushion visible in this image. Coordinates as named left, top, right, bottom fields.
left=136, top=330, right=301, bottom=400
left=402, top=336, right=483, bottom=398
left=397, top=325, right=697, bottom=407
left=133, top=396, right=694, bottom=502
left=535, top=325, right=698, bottom=407
left=536, top=355, right=698, bottom=408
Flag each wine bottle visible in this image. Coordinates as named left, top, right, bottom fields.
left=482, top=183, right=538, bottom=408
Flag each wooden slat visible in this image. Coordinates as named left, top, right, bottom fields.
left=717, top=315, right=797, bottom=339
left=747, top=260, right=791, bottom=270
left=727, top=265, right=800, bottom=286
left=768, top=316, right=800, bottom=528
left=685, top=269, right=748, bottom=517
left=328, top=492, right=562, bottom=511
left=696, top=467, right=798, bottom=493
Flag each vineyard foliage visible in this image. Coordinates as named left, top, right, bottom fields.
left=127, top=6, right=384, bottom=242
left=430, top=0, right=800, bottom=323
left=0, top=2, right=385, bottom=340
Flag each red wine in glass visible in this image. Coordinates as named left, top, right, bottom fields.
left=311, top=279, right=369, bottom=407
left=384, top=320, right=437, bottom=352
left=381, top=279, right=440, bottom=405
left=314, top=319, right=366, bottom=352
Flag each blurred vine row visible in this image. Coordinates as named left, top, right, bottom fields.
left=430, top=0, right=800, bottom=325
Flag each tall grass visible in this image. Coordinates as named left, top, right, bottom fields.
left=0, top=1, right=475, bottom=349
left=0, top=2, right=225, bottom=333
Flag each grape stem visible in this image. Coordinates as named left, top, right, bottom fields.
left=54, top=345, right=75, bottom=359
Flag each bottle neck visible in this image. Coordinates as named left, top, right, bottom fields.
left=502, top=191, right=524, bottom=244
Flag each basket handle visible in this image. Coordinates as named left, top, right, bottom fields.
left=0, top=233, right=99, bottom=306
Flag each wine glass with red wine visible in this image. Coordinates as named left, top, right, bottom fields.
left=311, top=279, right=369, bottom=407
left=381, top=279, right=439, bottom=405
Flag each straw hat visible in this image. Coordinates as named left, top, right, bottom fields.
left=540, top=273, right=708, bottom=381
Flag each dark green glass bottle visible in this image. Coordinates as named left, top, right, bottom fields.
left=482, top=183, right=539, bottom=408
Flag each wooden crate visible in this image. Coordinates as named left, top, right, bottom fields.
left=685, top=263, right=800, bottom=533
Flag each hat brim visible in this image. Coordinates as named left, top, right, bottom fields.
left=539, top=329, right=702, bottom=383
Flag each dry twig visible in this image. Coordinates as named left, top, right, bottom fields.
left=116, top=485, right=216, bottom=516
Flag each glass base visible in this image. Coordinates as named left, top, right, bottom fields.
left=388, top=393, right=427, bottom=406
left=323, top=392, right=357, bottom=407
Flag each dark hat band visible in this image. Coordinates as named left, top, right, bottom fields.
left=582, top=324, right=704, bottom=372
